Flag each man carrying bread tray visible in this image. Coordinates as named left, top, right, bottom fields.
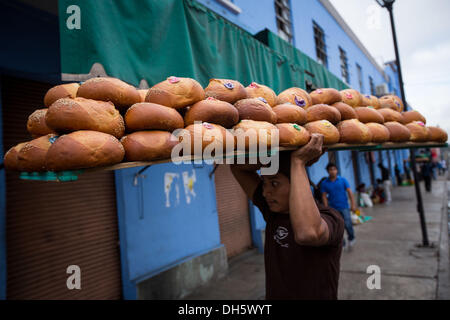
left=231, top=134, right=344, bottom=300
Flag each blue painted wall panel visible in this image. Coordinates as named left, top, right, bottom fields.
left=308, top=154, right=329, bottom=185
left=115, top=163, right=221, bottom=282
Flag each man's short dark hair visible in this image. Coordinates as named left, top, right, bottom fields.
left=326, top=163, right=337, bottom=171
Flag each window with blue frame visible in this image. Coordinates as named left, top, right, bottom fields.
left=356, top=63, right=364, bottom=93
left=369, top=76, right=375, bottom=95
left=339, top=46, right=349, bottom=83
left=275, top=0, right=293, bottom=43
left=313, top=21, right=328, bottom=67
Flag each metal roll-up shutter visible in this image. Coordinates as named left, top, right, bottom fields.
left=214, top=164, right=252, bottom=258
left=2, top=76, right=122, bottom=299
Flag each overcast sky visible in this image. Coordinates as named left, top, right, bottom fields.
left=329, top=0, right=450, bottom=134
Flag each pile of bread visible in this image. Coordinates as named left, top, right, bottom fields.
left=3, top=76, right=448, bottom=172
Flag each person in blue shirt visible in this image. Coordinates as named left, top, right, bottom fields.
left=321, top=163, right=357, bottom=249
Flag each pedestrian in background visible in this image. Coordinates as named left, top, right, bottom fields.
left=321, top=163, right=357, bottom=250
left=420, top=161, right=433, bottom=192
left=378, top=163, right=392, bottom=203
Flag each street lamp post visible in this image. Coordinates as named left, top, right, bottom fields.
left=376, top=0, right=430, bottom=247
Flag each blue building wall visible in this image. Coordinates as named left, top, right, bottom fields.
left=114, top=163, right=222, bottom=298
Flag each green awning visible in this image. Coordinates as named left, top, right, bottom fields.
left=58, top=0, right=348, bottom=92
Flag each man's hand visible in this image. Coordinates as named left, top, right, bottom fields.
left=291, top=134, right=326, bottom=167
left=351, top=205, right=357, bottom=213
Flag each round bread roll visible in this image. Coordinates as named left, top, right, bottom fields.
left=17, top=134, right=58, bottom=172
left=406, top=121, right=430, bottom=142
left=184, top=98, right=239, bottom=128
left=44, top=83, right=80, bottom=107
left=276, top=87, right=312, bottom=108
left=306, top=104, right=341, bottom=124
left=427, top=126, right=448, bottom=143
left=276, top=123, right=311, bottom=147
left=77, top=77, right=141, bottom=111
left=331, top=102, right=358, bottom=120
left=384, top=122, right=411, bottom=142
left=304, top=120, right=340, bottom=145
left=377, top=108, right=404, bottom=124
left=337, top=119, right=372, bottom=144
left=204, top=79, right=247, bottom=104
left=273, top=104, right=307, bottom=125
left=402, top=110, right=426, bottom=124
left=181, top=122, right=235, bottom=154
left=245, top=82, right=277, bottom=107
left=355, top=107, right=385, bottom=124
left=146, top=76, right=205, bottom=109
left=379, top=95, right=403, bottom=112
left=361, top=95, right=381, bottom=109
left=366, top=123, right=390, bottom=143
left=45, top=97, right=125, bottom=138
left=138, top=89, right=148, bottom=102
left=234, top=98, right=277, bottom=124
left=3, top=142, right=28, bottom=171
left=340, top=89, right=363, bottom=108
left=310, top=88, right=342, bottom=105
left=27, top=109, right=56, bottom=137
left=233, top=120, right=278, bottom=150
left=125, top=102, right=184, bottom=132
left=121, top=131, right=179, bottom=161
left=45, top=131, right=125, bottom=171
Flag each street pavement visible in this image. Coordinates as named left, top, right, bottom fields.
left=184, top=176, right=449, bottom=300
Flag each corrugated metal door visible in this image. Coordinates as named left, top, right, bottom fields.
left=2, top=76, right=122, bottom=299
left=214, top=164, right=252, bottom=258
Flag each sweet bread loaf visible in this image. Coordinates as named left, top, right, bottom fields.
left=310, top=88, right=342, bottom=105
left=377, top=108, right=404, bottom=123
left=384, top=122, right=411, bottom=142
left=146, top=76, right=205, bottom=109
left=233, top=120, right=278, bottom=150
left=45, top=130, right=125, bottom=171
left=276, top=88, right=312, bottom=108
left=44, top=83, right=80, bottom=107
left=402, top=110, right=426, bottom=124
left=331, top=102, right=358, bottom=120
left=427, top=126, right=448, bottom=143
left=366, top=123, right=390, bottom=143
left=4, top=142, right=28, bottom=171
left=272, top=104, right=307, bottom=125
left=77, top=77, right=141, bottom=111
left=406, top=122, right=430, bottom=142
left=125, top=102, right=184, bottom=132
left=379, top=95, right=403, bottom=112
left=204, top=79, right=247, bottom=104
left=337, top=119, right=372, bottom=144
left=184, top=98, right=239, bottom=128
left=245, top=82, right=277, bottom=107
left=304, top=120, right=340, bottom=145
left=361, top=95, right=381, bottom=109
left=306, top=104, right=341, bottom=124
left=340, top=89, right=363, bottom=108
left=121, top=131, right=179, bottom=161
left=355, top=107, right=385, bottom=124
left=181, top=122, right=235, bottom=154
left=234, top=98, right=277, bottom=124
left=27, top=109, right=56, bottom=137
left=45, top=97, right=125, bottom=138
left=276, top=123, right=311, bottom=147
left=17, top=134, right=58, bottom=172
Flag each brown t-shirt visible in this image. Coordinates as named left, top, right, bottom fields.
left=252, top=182, right=344, bottom=300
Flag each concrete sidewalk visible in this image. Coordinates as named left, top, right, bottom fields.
left=184, top=177, right=449, bottom=300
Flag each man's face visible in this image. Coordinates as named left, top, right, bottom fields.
left=262, top=173, right=290, bottom=213
left=328, top=166, right=338, bottom=179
